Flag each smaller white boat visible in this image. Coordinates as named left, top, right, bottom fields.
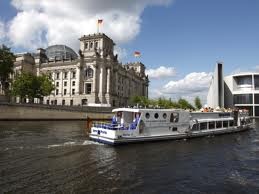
left=89, top=108, right=252, bottom=145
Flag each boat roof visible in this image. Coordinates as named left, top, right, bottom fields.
left=112, top=108, right=184, bottom=113
left=112, top=108, right=140, bottom=113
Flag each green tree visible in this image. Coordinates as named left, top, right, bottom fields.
left=130, top=95, right=149, bottom=107
left=0, top=45, right=15, bottom=95
left=178, top=98, right=195, bottom=110
left=12, top=73, right=54, bottom=102
left=38, top=74, right=55, bottom=97
left=130, top=95, right=142, bottom=105
left=194, top=96, right=202, bottom=110
left=12, top=73, right=37, bottom=101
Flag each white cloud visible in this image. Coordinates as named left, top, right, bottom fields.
left=0, top=20, right=6, bottom=40
left=6, top=0, right=173, bottom=52
left=149, top=72, right=212, bottom=104
left=146, top=66, right=176, bottom=79
left=163, top=72, right=212, bottom=94
left=114, top=46, right=127, bottom=61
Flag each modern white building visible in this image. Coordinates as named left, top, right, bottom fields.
left=207, top=63, right=259, bottom=116
left=10, top=33, right=149, bottom=107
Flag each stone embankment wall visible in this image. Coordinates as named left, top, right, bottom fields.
left=0, top=103, right=113, bottom=120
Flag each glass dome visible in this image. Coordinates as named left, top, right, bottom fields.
left=45, top=45, right=78, bottom=60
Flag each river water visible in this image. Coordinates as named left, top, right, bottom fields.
left=0, top=120, right=259, bottom=193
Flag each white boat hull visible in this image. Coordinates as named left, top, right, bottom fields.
left=89, top=124, right=252, bottom=145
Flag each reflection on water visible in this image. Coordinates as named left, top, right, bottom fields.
left=0, top=120, right=259, bottom=193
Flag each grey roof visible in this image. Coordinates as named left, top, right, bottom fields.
left=45, top=45, right=78, bottom=60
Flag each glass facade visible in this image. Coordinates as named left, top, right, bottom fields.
left=233, top=94, right=252, bottom=104
left=255, top=75, right=259, bottom=89
left=255, top=106, right=259, bottom=116
left=46, top=45, right=78, bottom=60
left=255, top=94, right=259, bottom=104
left=235, top=75, right=252, bottom=86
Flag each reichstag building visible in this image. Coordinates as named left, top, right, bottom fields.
left=13, top=33, right=149, bottom=107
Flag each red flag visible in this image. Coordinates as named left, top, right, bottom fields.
left=98, top=19, right=103, bottom=24
left=134, top=51, right=141, bottom=57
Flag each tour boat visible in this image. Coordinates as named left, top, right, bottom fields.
left=89, top=108, right=253, bottom=145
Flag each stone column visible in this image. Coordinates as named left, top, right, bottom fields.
left=60, top=71, right=63, bottom=96
left=106, top=68, right=110, bottom=94
left=75, top=67, right=80, bottom=95
left=68, top=70, right=71, bottom=95
left=92, top=68, right=96, bottom=93
left=99, top=66, right=103, bottom=103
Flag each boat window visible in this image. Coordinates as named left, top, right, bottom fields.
left=163, top=113, right=167, bottom=119
left=209, top=122, right=215, bottom=129
left=200, top=122, right=207, bottom=130
left=172, top=127, right=177, bottom=131
left=117, top=112, right=122, bottom=117
left=154, top=113, right=159, bottom=119
left=216, top=121, right=222, bottom=128
left=192, top=124, right=199, bottom=131
left=223, top=121, right=228, bottom=128
left=145, top=113, right=150, bottom=119
left=229, top=120, right=234, bottom=127
left=170, top=113, right=179, bottom=123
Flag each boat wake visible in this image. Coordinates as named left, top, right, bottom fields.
left=45, top=140, right=104, bottom=148
left=1, top=140, right=103, bottom=152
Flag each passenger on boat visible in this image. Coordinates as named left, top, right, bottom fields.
left=112, top=115, right=117, bottom=125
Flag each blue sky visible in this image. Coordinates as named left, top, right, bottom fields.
left=0, top=0, right=259, bottom=103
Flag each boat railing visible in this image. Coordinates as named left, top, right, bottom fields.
left=92, top=121, right=137, bottom=130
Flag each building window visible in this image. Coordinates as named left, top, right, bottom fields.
left=254, top=75, right=259, bottom=89
left=86, top=68, right=93, bottom=78
left=235, top=76, right=252, bottom=86
left=64, top=89, right=67, bottom=95
left=64, top=72, right=68, bottom=79
left=234, top=94, right=252, bottom=104
left=64, top=81, right=67, bottom=87
left=62, top=99, right=65, bottom=105
left=254, top=94, right=259, bottom=104
left=82, top=99, right=88, bottom=105
left=56, top=89, right=59, bottom=95
left=72, top=72, right=76, bottom=78
left=46, top=100, right=49, bottom=105
left=56, top=82, right=59, bottom=87
left=72, top=81, right=75, bottom=86
left=70, top=100, right=73, bottom=106
left=85, top=83, right=92, bottom=94
left=95, top=42, right=98, bottom=49
left=72, top=89, right=75, bottom=95
left=90, top=42, right=93, bottom=49
left=56, top=72, right=60, bottom=79
left=85, top=42, right=88, bottom=49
